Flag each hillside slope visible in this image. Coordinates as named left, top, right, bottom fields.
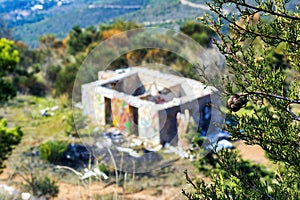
left=1, top=0, right=209, bottom=48
left=1, top=0, right=298, bottom=48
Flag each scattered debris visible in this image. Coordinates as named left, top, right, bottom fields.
left=0, top=184, right=19, bottom=195
left=74, top=102, right=83, bottom=109
left=94, top=141, right=163, bottom=173
left=40, top=105, right=59, bottom=117
left=101, top=131, right=124, bottom=144
left=115, top=68, right=131, bottom=74
left=116, top=146, right=141, bottom=158
left=62, top=144, right=94, bottom=169
left=143, top=144, right=162, bottom=152
left=21, top=193, right=31, bottom=200
left=55, top=165, right=108, bottom=180
left=81, top=168, right=108, bottom=180
left=163, top=143, right=189, bottom=159
left=40, top=108, right=51, bottom=117
left=209, top=139, right=234, bottom=152
left=206, top=131, right=231, bottom=144
left=217, top=139, right=233, bottom=150
left=130, top=138, right=143, bottom=147
left=51, top=105, right=59, bottom=111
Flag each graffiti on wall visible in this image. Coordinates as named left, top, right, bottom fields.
left=111, top=98, right=131, bottom=134
left=138, top=106, right=160, bottom=144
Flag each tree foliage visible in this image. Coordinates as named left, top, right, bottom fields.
left=180, top=21, right=216, bottom=47
left=0, top=38, right=19, bottom=101
left=12, top=19, right=215, bottom=99
left=67, top=25, right=97, bottom=55
left=183, top=0, right=300, bottom=199
left=39, top=140, right=68, bottom=163
left=54, top=58, right=81, bottom=97
left=0, top=119, right=23, bottom=173
left=24, top=175, right=59, bottom=199
left=0, top=38, right=23, bottom=174
left=0, top=38, right=19, bottom=76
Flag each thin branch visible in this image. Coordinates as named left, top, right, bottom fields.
left=181, top=189, right=192, bottom=199
left=215, top=152, right=276, bottom=200
left=207, top=4, right=300, bottom=45
left=231, top=126, right=300, bottom=150
left=184, top=169, right=197, bottom=190
left=287, top=103, right=300, bottom=121
left=55, top=165, right=83, bottom=177
left=240, top=91, right=300, bottom=104
left=226, top=0, right=300, bottom=20
left=225, top=44, right=246, bottom=67
left=238, top=91, right=300, bottom=121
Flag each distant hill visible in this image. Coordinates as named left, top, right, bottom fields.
left=0, top=0, right=211, bottom=47
left=0, top=0, right=298, bottom=48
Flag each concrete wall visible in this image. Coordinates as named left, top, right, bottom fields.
left=179, top=95, right=210, bottom=128
left=159, top=106, right=180, bottom=146
left=94, top=93, right=106, bottom=126
left=82, top=68, right=218, bottom=146
left=82, top=82, right=99, bottom=123
left=111, top=98, right=131, bottom=134
left=114, top=73, right=144, bottom=95
left=138, top=106, right=160, bottom=144
left=157, top=95, right=212, bottom=146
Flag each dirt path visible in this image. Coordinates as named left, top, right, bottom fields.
left=180, top=0, right=211, bottom=10
left=236, top=141, right=274, bottom=167
left=52, top=141, right=274, bottom=200
left=0, top=140, right=272, bottom=199
left=180, top=0, right=229, bottom=14
left=55, top=183, right=183, bottom=200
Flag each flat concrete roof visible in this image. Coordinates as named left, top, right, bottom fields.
left=84, top=67, right=214, bottom=110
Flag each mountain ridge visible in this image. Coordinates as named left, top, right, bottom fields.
left=0, top=0, right=298, bottom=48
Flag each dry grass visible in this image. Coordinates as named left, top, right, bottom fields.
left=0, top=95, right=199, bottom=199
left=0, top=95, right=274, bottom=199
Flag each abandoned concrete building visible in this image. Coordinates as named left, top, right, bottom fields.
left=82, top=67, right=218, bottom=146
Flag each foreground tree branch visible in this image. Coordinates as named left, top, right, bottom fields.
left=235, top=91, right=300, bottom=121
left=184, top=0, right=300, bottom=199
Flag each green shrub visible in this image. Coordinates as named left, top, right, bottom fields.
left=98, top=163, right=108, bottom=174
left=0, top=118, right=23, bottom=173
left=39, top=140, right=68, bottom=163
left=23, top=175, right=59, bottom=199
left=185, top=121, right=201, bottom=144
left=65, top=110, right=87, bottom=137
